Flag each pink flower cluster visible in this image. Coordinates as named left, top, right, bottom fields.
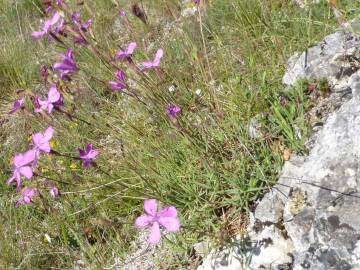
left=6, top=126, right=58, bottom=206
left=6, top=1, right=184, bottom=245
left=6, top=124, right=101, bottom=206
left=32, top=12, right=63, bottom=40
left=108, top=43, right=164, bottom=92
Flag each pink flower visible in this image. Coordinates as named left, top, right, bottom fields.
left=32, top=126, right=54, bottom=154
left=141, top=49, right=164, bottom=71
left=32, top=126, right=54, bottom=165
left=71, top=12, right=93, bottom=31
left=116, top=42, right=137, bottom=61
left=108, top=70, right=127, bottom=91
left=54, top=48, right=78, bottom=80
left=31, top=12, right=62, bottom=39
left=7, top=150, right=36, bottom=191
left=81, top=19, right=93, bottom=31
left=35, top=85, right=61, bottom=114
left=50, top=186, right=60, bottom=198
left=8, top=97, right=25, bottom=114
left=135, top=199, right=181, bottom=245
left=16, top=187, right=39, bottom=207
left=119, top=9, right=126, bottom=17
left=78, top=144, right=99, bottom=168
left=53, top=18, right=66, bottom=35
left=167, top=104, right=181, bottom=118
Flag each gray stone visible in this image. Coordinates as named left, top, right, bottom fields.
left=198, top=30, right=360, bottom=270
left=293, top=0, right=320, bottom=9
left=193, top=240, right=212, bottom=257
left=283, top=31, right=360, bottom=89
left=198, top=226, right=293, bottom=270
left=254, top=190, right=284, bottom=224
left=247, top=116, right=262, bottom=139
left=277, top=92, right=360, bottom=270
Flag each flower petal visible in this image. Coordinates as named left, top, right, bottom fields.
left=19, top=166, right=33, bottom=179
left=160, top=206, right=177, bottom=218
left=87, top=150, right=99, bottom=159
left=127, top=42, right=137, bottom=54
left=81, top=19, right=93, bottom=30
left=31, top=31, right=46, bottom=39
left=50, top=186, right=59, bottom=198
left=115, top=51, right=126, bottom=60
left=144, top=199, right=157, bottom=216
left=9, top=97, right=25, bottom=114
left=153, top=48, right=164, bottom=66
left=48, top=86, right=61, bottom=103
left=44, top=126, right=54, bottom=141
left=39, top=142, right=51, bottom=153
left=54, top=62, right=72, bottom=71
left=86, top=144, right=93, bottom=153
left=16, top=150, right=36, bottom=167
left=32, top=133, right=44, bottom=147
left=6, top=175, right=16, bottom=185
left=47, top=103, right=54, bottom=113
left=149, top=222, right=161, bottom=245
left=135, top=215, right=153, bottom=228
left=78, top=148, right=86, bottom=157
left=108, top=81, right=126, bottom=91
left=116, top=70, right=126, bottom=81
left=83, top=160, right=92, bottom=168
left=23, top=195, right=31, bottom=204
left=49, top=12, right=61, bottom=26
left=66, top=48, right=74, bottom=59
left=142, top=60, right=154, bottom=69
left=23, top=150, right=36, bottom=164
left=158, top=217, right=180, bottom=232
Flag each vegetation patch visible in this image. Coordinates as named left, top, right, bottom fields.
left=0, top=0, right=356, bottom=268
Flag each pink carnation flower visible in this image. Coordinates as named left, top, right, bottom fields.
left=32, top=126, right=54, bottom=166
left=16, top=187, right=39, bottom=207
left=7, top=150, right=36, bottom=191
left=141, top=49, right=164, bottom=71
left=135, top=199, right=180, bottom=245
left=35, top=85, right=61, bottom=114
left=8, top=97, right=25, bottom=114
left=78, top=144, right=99, bottom=168
left=32, top=12, right=62, bottom=39
left=116, top=42, right=137, bottom=61
left=108, top=70, right=127, bottom=91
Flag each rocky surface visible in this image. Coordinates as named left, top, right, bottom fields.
left=282, top=31, right=360, bottom=88
left=293, top=0, right=320, bottom=9
left=198, top=30, right=360, bottom=270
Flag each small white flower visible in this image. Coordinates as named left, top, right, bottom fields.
left=44, top=233, right=52, bottom=243
left=216, top=84, right=224, bottom=92
left=209, top=80, right=216, bottom=86
left=168, top=85, right=176, bottom=93
left=195, top=89, right=202, bottom=95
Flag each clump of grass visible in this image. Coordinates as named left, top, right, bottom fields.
left=0, top=0, right=354, bottom=268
